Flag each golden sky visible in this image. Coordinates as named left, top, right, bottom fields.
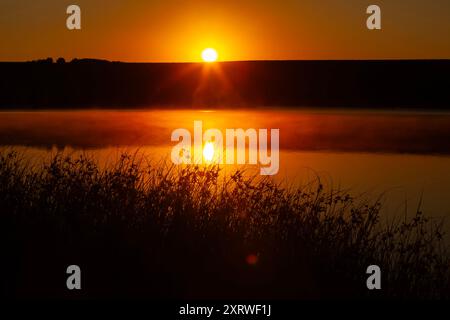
left=1, top=0, right=450, bottom=62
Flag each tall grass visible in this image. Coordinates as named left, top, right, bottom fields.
left=0, top=151, right=448, bottom=299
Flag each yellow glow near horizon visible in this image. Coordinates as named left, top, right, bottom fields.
left=201, top=48, right=218, bottom=62
left=203, top=142, right=215, bottom=162
left=2, top=2, right=450, bottom=62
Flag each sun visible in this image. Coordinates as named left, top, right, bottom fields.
left=203, top=142, right=215, bottom=162
left=201, top=48, right=218, bottom=62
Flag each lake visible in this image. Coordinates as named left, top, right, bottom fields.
left=1, top=108, right=450, bottom=224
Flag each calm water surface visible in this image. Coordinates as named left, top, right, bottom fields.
left=1, top=108, right=450, bottom=224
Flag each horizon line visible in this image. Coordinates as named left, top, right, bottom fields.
left=2, top=58, right=450, bottom=64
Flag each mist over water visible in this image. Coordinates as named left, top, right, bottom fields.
left=1, top=108, right=450, bottom=223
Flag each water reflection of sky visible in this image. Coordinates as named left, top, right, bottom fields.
left=1, top=109, right=450, bottom=229
left=1, top=109, right=450, bottom=154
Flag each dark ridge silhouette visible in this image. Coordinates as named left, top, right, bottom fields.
left=0, top=60, right=449, bottom=109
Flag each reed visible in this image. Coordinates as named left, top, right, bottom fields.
left=0, top=151, right=448, bottom=299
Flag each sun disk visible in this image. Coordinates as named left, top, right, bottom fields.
left=201, top=48, right=218, bottom=62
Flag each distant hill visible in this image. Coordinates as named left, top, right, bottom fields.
left=0, top=60, right=449, bottom=109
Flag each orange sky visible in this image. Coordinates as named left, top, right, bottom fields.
left=1, top=0, right=450, bottom=62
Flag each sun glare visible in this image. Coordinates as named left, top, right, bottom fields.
left=203, top=142, right=215, bottom=162
left=201, top=48, right=218, bottom=62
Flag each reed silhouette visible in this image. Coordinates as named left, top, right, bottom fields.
left=0, top=151, right=448, bottom=299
